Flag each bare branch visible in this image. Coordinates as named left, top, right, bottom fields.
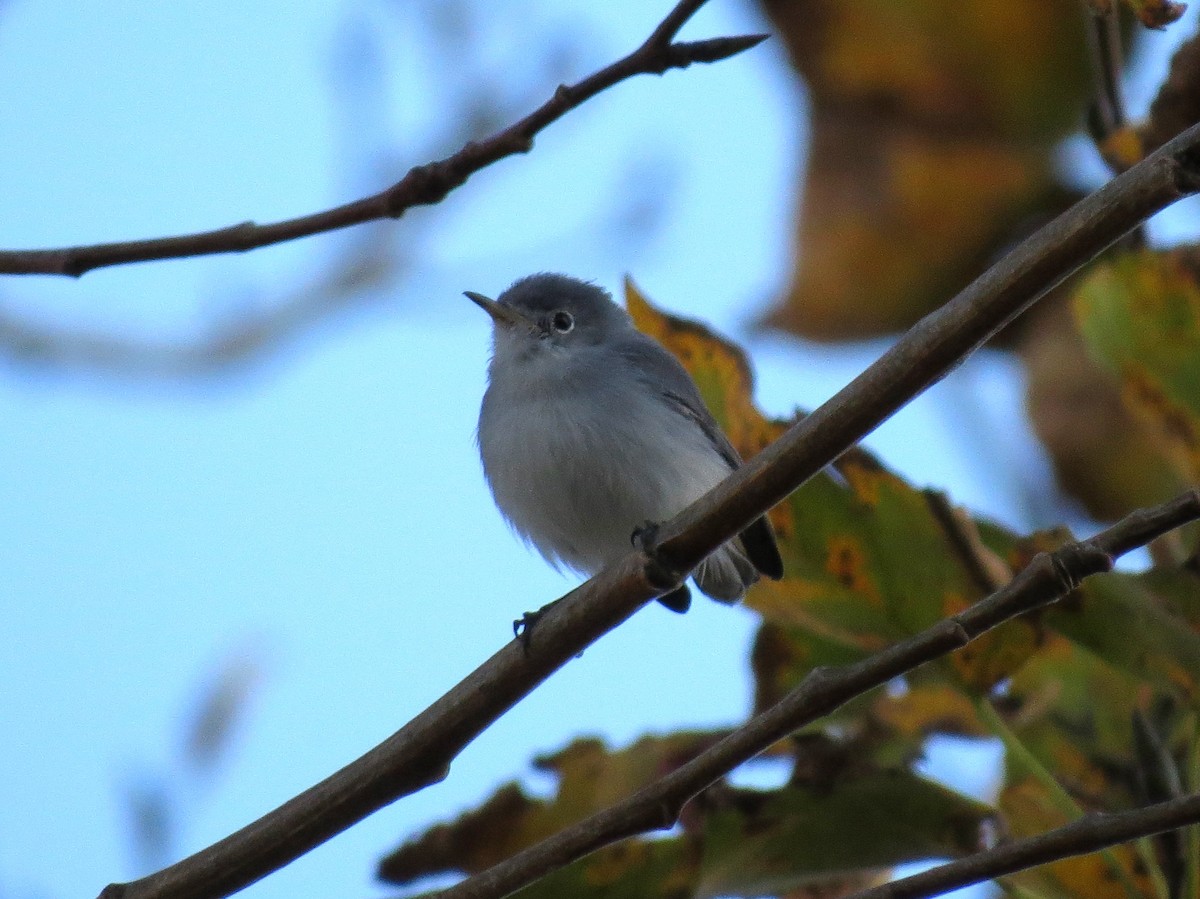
left=0, top=4, right=764, bottom=278
left=1086, top=1, right=1127, bottom=140
left=847, top=791, right=1200, bottom=899
left=425, top=490, right=1200, bottom=899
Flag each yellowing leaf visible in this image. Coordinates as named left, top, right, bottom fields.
left=695, top=773, right=991, bottom=897
left=1074, top=249, right=1200, bottom=495
left=1022, top=295, right=1188, bottom=521
left=994, top=627, right=1200, bottom=897
left=757, top=0, right=1091, bottom=340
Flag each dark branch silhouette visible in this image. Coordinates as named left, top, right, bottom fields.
left=0, top=0, right=763, bottom=278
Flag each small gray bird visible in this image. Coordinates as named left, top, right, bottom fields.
left=468, top=273, right=783, bottom=615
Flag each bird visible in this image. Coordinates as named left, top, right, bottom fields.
left=468, top=273, right=783, bottom=618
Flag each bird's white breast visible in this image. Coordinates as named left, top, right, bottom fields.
left=478, top=344, right=732, bottom=575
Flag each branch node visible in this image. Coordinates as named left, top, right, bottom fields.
left=1050, top=542, right=1112, bottom=595
left=1171, top=141, right=1200, bottom=194
left=943, top=617, right=971, bottom=646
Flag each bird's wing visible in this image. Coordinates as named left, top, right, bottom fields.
left=617, top=332, right=784, bottom=582
left=615, top=333, right=742, bottom=469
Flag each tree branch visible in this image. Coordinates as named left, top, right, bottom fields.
left=1086, top=0, right=1127, bottom=140
left=425, top=490, right=1200, bottom=899
left=847, top=791, right=1200, bottom=899
left=94, top=122, right=1200, bottom=899
left=646, top=121, right=1200, bottom=578
left=0, top=3, right=764, bottom=278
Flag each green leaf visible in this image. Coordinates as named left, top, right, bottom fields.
left=695, top=773, right=992, bottom=897
left=1075, top=249, right=1200, bottom=494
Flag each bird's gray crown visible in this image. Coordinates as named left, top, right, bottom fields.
left=497, top=273, right=633, bottom=337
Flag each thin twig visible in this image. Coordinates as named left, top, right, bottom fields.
left=96, top=120, right=1200, bottom=899
left=1086, top=1, right=1127, bottom=139
left=426, top=490, right=1200, bottom=899
left=0, top=7, right=764, bottom=277
left=847, top=791, right=1200, bottom=899
left=924, top=490, right=1012, bottom=594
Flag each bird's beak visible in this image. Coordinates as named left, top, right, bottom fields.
left=464, top=291, right=533, bottom=331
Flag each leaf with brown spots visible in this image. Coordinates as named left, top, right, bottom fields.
left=1051, top=248, right=1200, bottom=523
left=695, top=773, right=992, bottom=897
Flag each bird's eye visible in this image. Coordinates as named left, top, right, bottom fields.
left=551, top=311, right=574, bottom=333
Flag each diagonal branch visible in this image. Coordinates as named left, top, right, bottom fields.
left=96, top=122, right=1200, bottom=899
left=646, top=121, right=1200, bottom=578
left=0, top=2, right=764, bottom=278
left=99, top=122, right=1200, bottom=899
left=847, top=791, right=1200, bottom=899
left=426, top=490, right=1200, bottom=899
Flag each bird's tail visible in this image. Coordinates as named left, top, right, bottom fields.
left=694, top=514, right=783, bottom=603
left=695, top=540, right=761, bottom=603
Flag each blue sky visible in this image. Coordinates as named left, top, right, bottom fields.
left=1, top=2, right=1195, bottom=898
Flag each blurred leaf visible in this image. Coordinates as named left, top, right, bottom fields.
left=1132, top=31, right=1200, bottom=154
left=182, top=647, right=266, bottom=777
left=869, top=681, right=989, bottom=739
left=994, top=641, right=1198, bottom=898
left=380, top=732, right=991, bottom=899
left=1122, top=0, right=1189, bottom=28
left=1021, top=296, right=1184, bottom=521
left=376, top=732, right=725, bottom=885
left=120, top=774, right=175, bottom=875
left=1075, top=250, right=1200, bottom=472
left=1042, top=249, right=1200, bottom=521
left=694, top=773, right=991, bottom=898
left=756, top=0, right=1091, bottom=340
left=508, top=838, right=698, bottom=899
left=1046, top=570, right=1200, bottom=701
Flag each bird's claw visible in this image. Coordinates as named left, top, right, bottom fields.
left=631, top=520, right=660, bottom=551
left=513, top=599, right=560, bottom=654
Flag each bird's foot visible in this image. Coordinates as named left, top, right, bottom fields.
left=631, top=520, right=660, bottom=552
left=513, top=598, right=560, bottom=653
left=632, top=521, right=691, bottom=613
